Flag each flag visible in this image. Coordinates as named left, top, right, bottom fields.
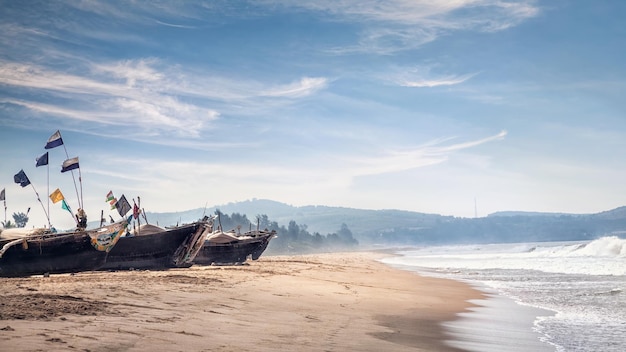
left=61, top=199, right=72, bottom=213
left=50, top=188, right=64, bottom=204
left=61, top=157, right=79, bottom=173
left=13, top=169, right=31, bottom=187
left=0, top=188, right=5, bottom=201
left=107, top=191, right=118, bottom=210
left=36, top=152, right=49, bottom=167
left=133, top=203, right=141, bottom=219
left=45, top=130, right=64, bottom=149
left=115, top=195, right=131, bottom=217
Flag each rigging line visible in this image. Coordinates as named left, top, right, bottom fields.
left=60, top=132, right=82, bottom=210
left=29, top=182, right=51, bottom=228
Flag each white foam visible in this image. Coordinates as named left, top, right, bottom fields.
left=385, top=237, right=626, bottom=276
left=444, top=291, right=556, bottom=352
left=382, top=238, right=626, bottom=352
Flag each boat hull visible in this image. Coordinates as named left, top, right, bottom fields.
left=100, top=222, right=208, bottom=270
left=194, top=232, right=275, bottom=265
left=0, top=233, right=108, bottom=277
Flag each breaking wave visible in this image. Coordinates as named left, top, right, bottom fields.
left=390, top=236, right=626, bottom=276
left=530, top=236, right=626, bottom=258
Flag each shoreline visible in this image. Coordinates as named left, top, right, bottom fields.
left=444, top=291, right=556, bottom=352
left=381, top=254, right=557, bottom=352
left=0, top=252, right=483, bottom=351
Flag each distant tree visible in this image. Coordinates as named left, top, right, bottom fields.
left=287, top=220, right=299, bottom=241
left=312, top=232, right=324, bottom=247
left=337, top=223, right=358, bottom=246
left=1, top=220, right=15, bottom=228
left=12, top=212, right=29, bottom=228
left=256, top=214, right=272, bottom=230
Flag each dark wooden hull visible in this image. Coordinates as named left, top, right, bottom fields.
left=194, top=232, right=275, bottom=265
left=0, top=233, right=108, bottom=277
left=100, top=222, right=207, bottom=271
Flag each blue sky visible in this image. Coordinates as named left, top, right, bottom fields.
left=1, top=1, right=625, bottom=229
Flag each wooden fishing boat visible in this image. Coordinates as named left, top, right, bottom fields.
left=99, top=218, right=213, bottom=271
left=194, top=228, right=276, bottom=265
left=0, top=220, right=128, bottom=277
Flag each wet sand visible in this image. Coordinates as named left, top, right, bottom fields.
left=0, top=252, right=483, bottom=351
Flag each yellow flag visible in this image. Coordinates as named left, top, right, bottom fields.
left=50, top=188, right=64, bottom=204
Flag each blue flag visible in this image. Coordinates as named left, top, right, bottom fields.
left=36, top=152, right=49, bottom=167
left=14, top=169, right=31, bottom=187
left=61, top=157, right=79, bottom=173
left=45, top=130, right=64, bottom=149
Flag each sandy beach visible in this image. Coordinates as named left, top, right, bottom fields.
left=0, top=252, right=483, bottom=352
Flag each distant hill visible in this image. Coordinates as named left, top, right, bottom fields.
left=144, top=198, right=449, bottom=235
left=489, top=207, right=626, bottom=219
left=488, top=211, right=578, bottom=217
left=137, top=199, right=626, bottom=245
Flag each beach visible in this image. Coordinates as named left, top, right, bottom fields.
left=0, top=252, right=483, bottom=352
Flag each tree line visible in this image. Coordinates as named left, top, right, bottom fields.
left=213, top=210, right=358, bottom=254
left=1, top=211, right=29, bottom=229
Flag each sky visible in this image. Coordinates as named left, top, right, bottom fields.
left=1, top=0, right=625, bottom=230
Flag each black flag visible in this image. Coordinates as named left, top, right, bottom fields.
left=115, top=194, right=131, bottom=217
left=36, top=152, right=49, bottom=167
left=14, top=169, right=31, bottom=187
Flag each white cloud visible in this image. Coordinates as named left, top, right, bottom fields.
left=93, top=59, right=165, bottom=87
left=260, top=77, right=329, bottom=98
left=348, top=130, right=507, bottom=177
left=0, top=59, right=329, bottom=138
left=276, top=0, right=539, bottom=26
left=270, top=0, right=540, bottom=53
left=86, top=130, right=507, bottom=204
left=399, top=73, right=477, bottom=88
left=383, top=65, right=478, bottom=88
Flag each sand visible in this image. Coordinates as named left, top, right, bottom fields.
left=0, top=252, right=483, bottom=352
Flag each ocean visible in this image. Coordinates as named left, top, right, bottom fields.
left=381, top=236, right=626, bottom=352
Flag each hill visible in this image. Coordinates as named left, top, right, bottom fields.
left=142, top=200, right=626, bottom=245
left=144, top=198, right=447, bottom=234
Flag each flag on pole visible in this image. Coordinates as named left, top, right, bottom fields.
left=61, top=157, right=80, bottom=173
left=107, top=191, right=118, bottom=209
left=0, top=188, right=5, bottom=201
left=36, top=152, right=49, bottom=167
left=50, top=188, right=65, bottom=204
left=133, top=203, right=141, bottom=219
left=115, top=195, right=131, bottom=217
left=61, top=199, right=72, bottom=213
left=13, top=169, right=31, bottom=187
left=45, top=130, right=64, bottom=149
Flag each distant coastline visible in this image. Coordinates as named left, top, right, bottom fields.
left=134, top=199, right=626, bottom=247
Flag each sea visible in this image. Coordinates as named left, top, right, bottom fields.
left=380, top=236, right=626, bottom=352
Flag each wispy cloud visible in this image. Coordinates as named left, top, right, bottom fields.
left=399, top=73, right=477, bottom=88
left=0, top=58, right=329, bottom=138
left=154, top=20, right=198, bottom=29
left=383, top=65, right=478, bottom=88
left=328, top=27, right=439, bottom=55
left=349, top=130, right=508, bottom=177
left=89, top=130, right=508, bottom=199
left=1, top=1, right=540, bottom=58
left=260, top=77, right=329, bottom=98
left=275, top=0, right=540, bottom=54
left=278, top=0, right=540, bottom=27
